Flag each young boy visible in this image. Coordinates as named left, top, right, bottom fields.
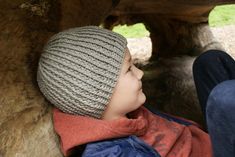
left=37, top=26, right=213, bottom=157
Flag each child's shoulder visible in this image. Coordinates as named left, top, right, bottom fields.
left=82, top=136, right=160, bottom=157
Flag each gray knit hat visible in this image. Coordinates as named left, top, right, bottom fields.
left=37, top=26, right=127, bottom=119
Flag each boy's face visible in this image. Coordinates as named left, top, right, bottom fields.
left=102, top=48, right=146, bottom=120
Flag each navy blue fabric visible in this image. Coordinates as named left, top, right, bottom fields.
left=206, top=80, right=235, bottom=157
left=146, top=108, right=192, bottom=126
left=82, top=135, right=160, bottom=157
left=193, top=50, right=235, bottom=157
left=193, top=50, right=235, bottom=120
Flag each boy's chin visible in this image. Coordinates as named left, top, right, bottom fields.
left=139, top=91, right=146, bottom=104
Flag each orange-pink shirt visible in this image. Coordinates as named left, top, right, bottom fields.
left=53, top=106, right=212, bottom=157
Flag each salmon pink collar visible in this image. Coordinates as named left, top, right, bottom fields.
left=53, top=107, right=148, bottom=156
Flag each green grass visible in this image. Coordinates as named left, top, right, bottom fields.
left=209, top=4, right=235, bottom=27
left=113, top=4, right=235, bottom=38
left=112, top=23, right=149, bottom=38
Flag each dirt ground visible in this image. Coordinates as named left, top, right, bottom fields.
left=127, top=25, right=235, bottom=61
left=211, top=25, right=235, bottom=57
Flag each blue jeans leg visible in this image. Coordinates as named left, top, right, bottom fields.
left=193, top=50, right=235, bottom=156
left=206, top=80, right=235, bottom=157
left=193, top=50, right=235, bottom=120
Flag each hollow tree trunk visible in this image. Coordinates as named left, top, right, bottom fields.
left=1, top=0, right=235, bottom=156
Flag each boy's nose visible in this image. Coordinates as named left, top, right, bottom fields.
left=133, top=65, right=144, bottom=80
left=138, top=69, right=144, bottom=80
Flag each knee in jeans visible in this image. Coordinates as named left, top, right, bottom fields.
left=206, top=80, right=235, bottom=117
left=193, top=50, right=228, bottom=71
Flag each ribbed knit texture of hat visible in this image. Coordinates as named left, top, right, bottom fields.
left=37, top=26, right=127, bottom=119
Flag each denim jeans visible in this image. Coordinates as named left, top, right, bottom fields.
left=193, top=50, right=235, bottom=157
